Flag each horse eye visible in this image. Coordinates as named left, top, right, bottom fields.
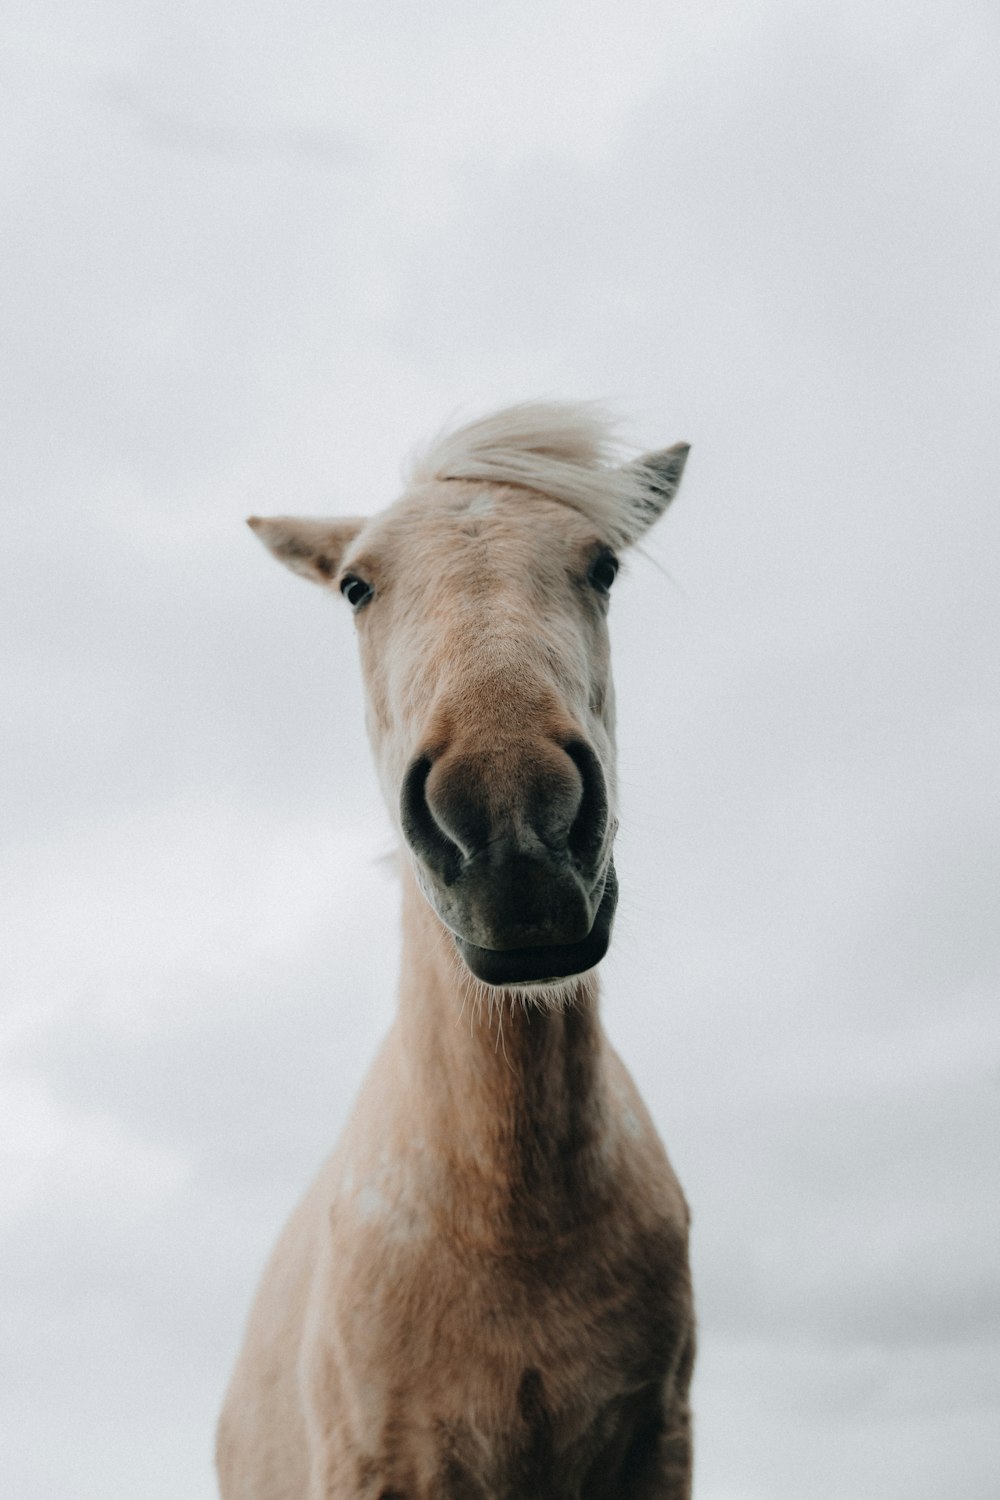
left=340, top=574, right=374, bottom=610
left=588, top=551, right=619, bottom=595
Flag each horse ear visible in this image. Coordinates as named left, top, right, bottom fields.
left=247, top=515, right=365, bottom=587
left=625, top=442, right=690, bottom=539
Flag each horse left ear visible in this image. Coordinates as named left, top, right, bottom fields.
left=625, top=442, right=691, bottom=538
left=247, top=515, right=365, bottom=588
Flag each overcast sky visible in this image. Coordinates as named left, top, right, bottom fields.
left=2, top=2, right=998, bottom=1496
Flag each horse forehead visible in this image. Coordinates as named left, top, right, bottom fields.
left=379, top=481, right=591, bottom=556
left=465, top=487, right=497, bottom=519
left=353, top=488, right=596, bottom=659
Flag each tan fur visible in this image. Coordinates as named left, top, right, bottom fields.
left=221, top=405, right=694, bottom=1498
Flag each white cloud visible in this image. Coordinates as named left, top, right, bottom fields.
left=0, top=1073, right=188, bottom=1221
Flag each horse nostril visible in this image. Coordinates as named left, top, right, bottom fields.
left=564, top=740, right=610, bottom=870
left=403, top=739, right=609, bottom=885
left=400, top=755, right=464, bottom=885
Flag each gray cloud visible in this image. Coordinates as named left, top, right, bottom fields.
left=3, top=1, right=998, bottom=1496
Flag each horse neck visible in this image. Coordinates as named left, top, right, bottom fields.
left=392, top=864, right=612, bottom=1243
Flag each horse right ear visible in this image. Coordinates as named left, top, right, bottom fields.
left=247, top=515, right=366, bottom=587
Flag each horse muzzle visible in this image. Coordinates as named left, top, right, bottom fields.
left=451, top=860, right=618, bottom=986
left=400, top=737, right=618, bottom=986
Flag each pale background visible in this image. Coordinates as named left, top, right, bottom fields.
left=2, top=2, right=998, bottom=1496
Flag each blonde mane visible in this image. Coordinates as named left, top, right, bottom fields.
left=406, top=401, right=664, bottom=546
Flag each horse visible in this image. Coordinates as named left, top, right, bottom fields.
left=217, top=402, right=696, bottom=1499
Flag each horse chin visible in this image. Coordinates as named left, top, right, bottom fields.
left=452, top=865, right=618, bottom=989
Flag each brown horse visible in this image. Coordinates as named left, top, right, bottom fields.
left=217, top=403, right=695, bottom=1498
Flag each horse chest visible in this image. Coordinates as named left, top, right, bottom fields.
left=316, top=1336, right=668, bottom=1500
left=309, top=1208, right=685, bottom=1499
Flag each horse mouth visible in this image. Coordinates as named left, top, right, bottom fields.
left=452, top=865, right=618, bottom=987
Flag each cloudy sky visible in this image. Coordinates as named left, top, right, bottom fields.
left=2, top=1, right=998, bottom=1495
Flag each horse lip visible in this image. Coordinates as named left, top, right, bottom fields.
left=452, top=864, right=618, bottom=987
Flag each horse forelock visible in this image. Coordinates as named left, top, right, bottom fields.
left=404, top=400, right=655, bottom=547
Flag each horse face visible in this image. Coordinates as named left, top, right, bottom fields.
left=340, top=485, right=620, bottom=987
left=248, top=409, right=687, bottom=991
